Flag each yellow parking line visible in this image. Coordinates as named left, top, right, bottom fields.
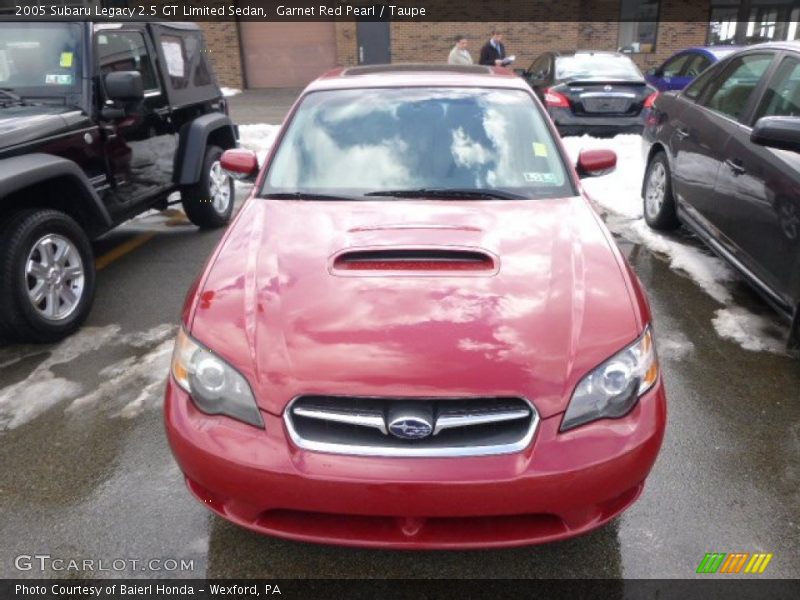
left=95, top=232, right=157, bottom=270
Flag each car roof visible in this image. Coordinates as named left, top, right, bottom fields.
left=306, top=64, right=528, bottom=92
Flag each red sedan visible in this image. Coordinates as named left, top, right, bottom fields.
left=165, top=65, right=666, bottom=549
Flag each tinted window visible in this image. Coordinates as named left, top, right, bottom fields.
left=265, top=88, right=572, bottom=199
left=555, top=54, right=643, bottom=82
left=700, top=53, right=773, bottom=120
left=662, top=54, right=690, bottom=77
left=754, top=56, right=800, bottom=120
left=97, top=31, right=158, bottom=91
left=685, top=54, right=712, bottom=78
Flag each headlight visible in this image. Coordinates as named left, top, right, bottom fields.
left=561, top=326, right=658, bottom=432
left=171, top=328, right=264, bottom=428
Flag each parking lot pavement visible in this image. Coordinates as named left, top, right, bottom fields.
left=0, top=90, right=798, bottom=579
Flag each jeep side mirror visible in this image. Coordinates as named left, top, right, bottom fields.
left=105, top=71, right=144, bottom=102
left=221, top=149, right=259, bottom=181
left=576, top=149, right=616, bottom=178
left=751, top=116, right=800, bottom=152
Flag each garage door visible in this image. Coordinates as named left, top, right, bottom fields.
left=240, top=22, right=337, bottom=88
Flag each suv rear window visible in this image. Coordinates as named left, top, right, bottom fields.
left=264, top=87, right=572, bottom=200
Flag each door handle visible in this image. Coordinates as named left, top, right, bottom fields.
left=725, top=158, right=746, bottom=175
left=675, top=127, right=690, bottom=140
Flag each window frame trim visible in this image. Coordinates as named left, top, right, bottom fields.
left=695, top=50, right=777, bottom=126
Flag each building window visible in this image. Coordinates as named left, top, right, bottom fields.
left=709, top=0, right=800, bottom=45
left=618, top=0, right=660, bottom=53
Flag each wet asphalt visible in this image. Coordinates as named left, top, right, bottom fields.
left=0, top=90, right=798, bottom=580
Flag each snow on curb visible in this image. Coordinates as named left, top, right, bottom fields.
left=221, top=87, right=242, bottom=97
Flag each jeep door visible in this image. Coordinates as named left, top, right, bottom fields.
left=95, top=27, right=177, bottom=217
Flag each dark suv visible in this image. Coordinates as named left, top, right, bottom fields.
left=0, top=22, right=238, bottom=343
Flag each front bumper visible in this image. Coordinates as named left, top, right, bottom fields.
left=165, top=379, right=666, bottom=549
left=549, top=108, right=650, bottom=137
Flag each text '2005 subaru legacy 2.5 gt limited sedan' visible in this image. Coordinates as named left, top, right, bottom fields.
left=165, top=65, right=667, bottom=548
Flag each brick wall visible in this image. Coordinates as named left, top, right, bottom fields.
left=199, top=22, right=244, bottom=89
left=335, top=23, right=359, bottom=67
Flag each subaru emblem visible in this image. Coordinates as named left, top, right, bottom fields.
left=604, top=85, right=613, bottom=91
left=388, top=416, right=433, bottom=440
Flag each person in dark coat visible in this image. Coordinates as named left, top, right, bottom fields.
left=479, top=30, right=506, bottom=66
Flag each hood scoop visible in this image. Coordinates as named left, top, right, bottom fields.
left=330, top=247, right=498, bottom=276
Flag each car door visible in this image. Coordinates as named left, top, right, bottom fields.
left=671, top=52, right=774, bottom=232
left=713, top=53, right=800, bottom=307
left=526, top=54, right=552, bottom=101
left=95, top=27, right=177, bottom=218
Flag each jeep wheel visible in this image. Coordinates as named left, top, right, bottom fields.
left=181, top=145, right=235, bottom=229
left=0, top=209, right=96, bottom=343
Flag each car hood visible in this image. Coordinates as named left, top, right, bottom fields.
left=0, top=104, right=80, bottom=151
left=190, top=197, right=641, bottom=419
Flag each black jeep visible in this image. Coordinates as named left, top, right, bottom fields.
left=0, top=22, right=238, bottom=343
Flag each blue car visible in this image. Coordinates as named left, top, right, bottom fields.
left=645, top=46, right=742, bottom=91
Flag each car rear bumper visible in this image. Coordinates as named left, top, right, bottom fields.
left=549, top=108, right=650, bottom=137
left=164, top=379, right=666, bottom=549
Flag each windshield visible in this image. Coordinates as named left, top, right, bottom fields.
left=556, top=54, right=643, bottom=82
left=0, top=23, right=83, bottom=97
left=263, top=87, right=573, bottom=200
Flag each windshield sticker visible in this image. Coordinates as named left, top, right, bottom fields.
left=59, top=52, right=74, bottom=68
left=532, top=142, right=548, bottom=157
left=45, top=74, right=73, bottom=85
left=0, top=51, right=9, bottom=82
left=524, top=172, right=559, bottom=184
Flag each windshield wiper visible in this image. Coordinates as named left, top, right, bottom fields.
left=364, top=188, right=526, bottom=200
left=262, top=191, right=357, bottom=201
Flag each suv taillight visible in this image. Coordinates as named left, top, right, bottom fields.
left=544, top=88, right=570, bottom=108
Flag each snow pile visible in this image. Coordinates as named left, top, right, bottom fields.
left=563, top=133, right=787, bottom=355
left=623, top=220, right=736, bottom=305
left=561, top=134, right=646, bottom=218
left=711, top=307, right=788, bottom=354
left=238, top=123, right=281, bottom=164
left=221, top=87, right=242, bottom=97
left=0, top=325, right=121, bottom=430
left=0, top=324, right=177, bottom=430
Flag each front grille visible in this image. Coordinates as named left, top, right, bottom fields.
left=284, top=395, right=539, bottom=457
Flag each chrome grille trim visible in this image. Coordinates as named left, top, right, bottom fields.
left=284, top=396, right=540, bottom=458
left=433, top=407, right=531, bottom=435
left=292, top=406, right=388, bottom=435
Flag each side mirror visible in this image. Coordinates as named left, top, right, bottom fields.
left=750, top=116, right=800, bottom=152
left=646, top=67, right=659, bottom=77
left=221, top=148, right=259, bottom=181
left=576, top=149, right=616, bottom=178
left=104, top=71, right=144, bottom=102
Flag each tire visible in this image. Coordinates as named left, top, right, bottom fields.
left=181, top=145, right=235, bottom=229
left=643, top=152, right=680, bottom=231
left=0, top=209, right=96, bottom=343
